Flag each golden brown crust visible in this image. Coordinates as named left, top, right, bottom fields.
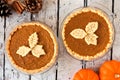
left=62, top=7, right=114, bottom=61
left=6, top=22, right=58, bottom=74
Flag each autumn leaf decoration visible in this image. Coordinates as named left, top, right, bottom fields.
left=70, top=22, right=98, bottom=45
left=16, top=32, right=46, bottom=58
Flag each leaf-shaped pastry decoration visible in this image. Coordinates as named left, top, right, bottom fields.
left=16, top=46, right=31, bottom=57
left=85, top=22, right=98, bottom=34
left=70, top=29, right=87, bottom=39
left=32, top=45, right=46, bottom=58
left=85, top=34, right=98, bottom=45
left=16, top=32, right=46, bottom=57
left=70, top=22, right=98, bottom=45
left=28, top=32, right=38, bottom=48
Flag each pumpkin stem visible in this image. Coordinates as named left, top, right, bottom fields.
left=115, top=74, right=120, bottom=78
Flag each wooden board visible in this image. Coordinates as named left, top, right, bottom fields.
left=0, top=18, right=4, bottom=80
left=5, top=12, right=31, bottom=80
left=31, top=0, right=58, bottom=80
left=112, top=0, right=120, bottom=60
left=85, top=0, right=113, bottom=72
left=57, top=0, right=84, bottom=80
left=1, top=0, right=120, bottom=80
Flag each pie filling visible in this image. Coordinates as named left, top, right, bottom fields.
left=9, top=24, right=54, bottom=70
left=64, top=11, right=110, bottom=56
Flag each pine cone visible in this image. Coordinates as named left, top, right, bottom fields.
left=0, top=1, right=12, bottom=17
left=25, top=0, right=42, bottom=13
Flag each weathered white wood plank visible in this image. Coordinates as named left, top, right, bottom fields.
left=58, top=0, right=84, bottom=80
left=5, top=12, right=31, bottom=80
left=31, top=0, right=57, bottom=80
left=86, top=51, right=111, bottom=72
left=86, top=0, right=112, bottom=72
left=112, top=0, right=120, bottom=60
left=32, top=0, right=57, bottom=34
left=0, top=18, right=4, bottom=80
left=88, top=0, right=112, bottom=10
left=31, top=65, right=57, bottom=80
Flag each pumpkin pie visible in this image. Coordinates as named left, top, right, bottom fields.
left=62, top=7, right=114, bottom=60
left=6, top=22, right=58, bottom=74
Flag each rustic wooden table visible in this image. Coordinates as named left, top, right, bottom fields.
left=0, top=0, right=119, bottom=80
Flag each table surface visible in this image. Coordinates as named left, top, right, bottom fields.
left=0, top=0, right=119, bottom=80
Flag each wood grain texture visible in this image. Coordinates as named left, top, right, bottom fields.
left=88, top=0, right=112, bottom=10
left=57, top=0, right=84, bottom=80
left=112, top=0, right=120, bottom=60
left=5, top=12, right=31, bottom=80
left=31, top=0, right=58, bottom=80
left=1, top=0, right=119, bottom=80
left=86, top=0, right=113, bottom=72
left=0, top=18, right=4, bottom=80
left=31, top=65, right=57, bottom=80
left=31, top=0, right=57, bottom=34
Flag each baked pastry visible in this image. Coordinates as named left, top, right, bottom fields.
left=62, top=7, right=114, bottom=60
left=6, top=22, right=58, bottom=74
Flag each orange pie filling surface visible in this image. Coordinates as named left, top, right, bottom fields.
left=8, top=24, right=54, bottom=70
left=64, top=11, right=110, bottom=56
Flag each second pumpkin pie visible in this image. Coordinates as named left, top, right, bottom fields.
left=62, top=7, right=114, bottom=60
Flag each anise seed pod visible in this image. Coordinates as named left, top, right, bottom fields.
left=0, top=0, right=12, bottom=17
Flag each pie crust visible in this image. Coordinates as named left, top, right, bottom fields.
left=6, top=22, right=58, bottom=74
left=62, top=7, right=114, bottom=60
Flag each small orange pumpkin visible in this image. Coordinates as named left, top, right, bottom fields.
left=73, top=69, right=99, bottom=80
left=100, top=60, right=120, bottom=80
